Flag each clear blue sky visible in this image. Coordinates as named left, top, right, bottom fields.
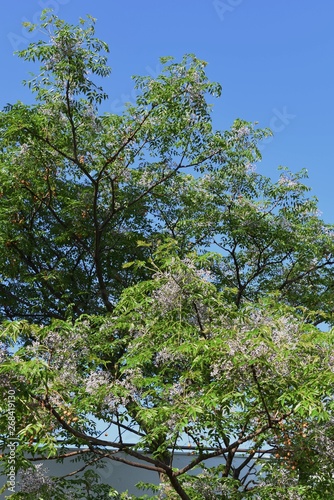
left=1, top=0, right=333, bottom=221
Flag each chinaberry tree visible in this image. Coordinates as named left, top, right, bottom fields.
left=1, top=12, right=334, bottom=499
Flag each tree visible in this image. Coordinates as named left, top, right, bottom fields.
left=1, top=11, right=334, bottom=499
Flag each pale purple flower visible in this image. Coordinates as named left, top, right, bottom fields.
left=20, top=464, right=53, bottom=494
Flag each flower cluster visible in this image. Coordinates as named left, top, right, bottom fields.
left=25, top=326, right=90, bottom=386
left=278, top=175, right=299, bottom=188
left=0, top=342, right=8, bottom=363
left=236, top=125, right=250, bottom=139
left=20, top=464, right=53, bottom=495
left=89, top=368, right=144, bottom=413
left=313, top=418, right=334, bottom=459
left=152, top=273, right=185, bottom=313
left=154, top=347, right=187, bottom=367
left=152, top=258, right=213, bottom=315
left=0, top=342, right=18, bottom=389
left=210, top=311, right=302, bottom=382
left=85, top=371, right=110, bottom=395
left=210, top=359, right=234, bottom=381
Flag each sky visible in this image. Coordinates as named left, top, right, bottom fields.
left=1, top=0, right=333, bottom=221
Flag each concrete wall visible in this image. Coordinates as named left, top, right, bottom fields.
left=0, top=450, right=258, bottom=498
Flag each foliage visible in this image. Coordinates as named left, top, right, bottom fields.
left=1, top=11, right=334, bottom=499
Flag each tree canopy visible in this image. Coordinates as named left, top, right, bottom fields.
left=1, top=12, right=334, bottom=499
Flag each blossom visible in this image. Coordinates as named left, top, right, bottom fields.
left=278, top=175, right=298, bottom=188
left=236, top=126, right=250, bottom=138
left=154, top=347, right=187, bottom=367
left=85, top=371, right=110, bottom=394
left=245, top=162, right=256, bottom=173
left=20, top=464, right=53, bottom=495
left=210, top=360, right=234, bottom=380
left=0, top=342, right=8, bottom=363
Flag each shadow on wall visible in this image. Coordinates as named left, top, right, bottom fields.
left=0, top=449, right=260, bottom=498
